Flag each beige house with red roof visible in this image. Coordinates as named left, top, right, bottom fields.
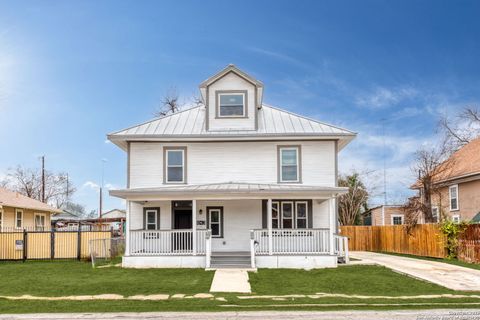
left=0, top=187, right=62, bottom=231
left=414, top=138, right=480, bottom=223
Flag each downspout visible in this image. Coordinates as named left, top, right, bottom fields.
left=381, top=206, right=385, bottom=226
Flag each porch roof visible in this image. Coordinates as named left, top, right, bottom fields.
left=109, top=182, right=347, bottom=200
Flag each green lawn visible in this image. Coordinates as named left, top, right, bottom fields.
left=0, top=261, right=480, bottom=313
left=381, top=252, right=480, bottom=271
left=0, top=261, right=214, bottom=296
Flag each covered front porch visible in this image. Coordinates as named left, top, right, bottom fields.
left=111, top=183, right=349, bottom=269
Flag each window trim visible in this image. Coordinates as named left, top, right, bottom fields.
left=215, top=90, right=248, bottom=119
left=452, top=214, right=460, bottom=223
left=207, top=206, right=224, bottom=238
left=0, top=209, right=3, bottom=232
left=34, top=213, right=47, bottom=231
left=391, top=214, right=404, bottom=225
left=277, top=145, right=302, bottom=183
left=295, top=201, right=308, bottom=229
left=449, top=184, right=459, bottom=211
left=163, top=147, right=187, bottom=184
left=15, top=209, right=23, bottom=229
left=144, top=208, right=160, bottom=230
left=281, top=201, right=294, bottom=229
left=271, top=201, right=280, bottom=229
left=431, top=206, right=439, bottom=223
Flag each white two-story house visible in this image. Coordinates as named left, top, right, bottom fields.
left=108, top=65, right=356, bottom=269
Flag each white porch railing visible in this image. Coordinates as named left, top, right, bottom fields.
left=334, top=234, right=349, bottom=263
left=252, top=228, right=330, bottom=255
left=130, top=229, right=209, bottom=256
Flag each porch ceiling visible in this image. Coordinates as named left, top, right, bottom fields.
left=109, top=182, right=347, bottom=200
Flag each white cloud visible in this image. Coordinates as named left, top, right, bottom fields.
left=82, top=181, right=99, bottom=190
left=355, top=86, right=418, bottom=110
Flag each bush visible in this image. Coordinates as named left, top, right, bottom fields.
left=440, top=220, right=468, bottom=259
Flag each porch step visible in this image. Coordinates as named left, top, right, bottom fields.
left=210, top=252, right=252, bottom=269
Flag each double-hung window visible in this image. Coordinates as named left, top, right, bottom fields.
left=432, top=207, right=439, bottom=222
left=296, top=202, right=308, bottom=228
left=392, top=215, right=404, bottom=225
left=278, top=146, right=301, bottom=183
left=164, top=147, right=186, bottom=183
left=208, top=207, right=223, bottom=238
left=145, top=209, right=159, bottom=230
left=449, top=185, right=459, bottom=211
left=271, top=202, right=280, bottom=228
left=281, top=202, right=294, bottom=228
left=15, top=209, right=23, bottom=229
left=0, top=210, right=2, bottom=231
left=34, top=214, right=46, bottom=231
left=217, top=92, right=246, bottom=117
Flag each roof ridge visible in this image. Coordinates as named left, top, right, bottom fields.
left=107, top=105, right=204, bottom=136
left=262, top=104, right=357, bottom=135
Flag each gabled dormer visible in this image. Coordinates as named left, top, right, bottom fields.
left=199, top=64, right=264, bottom=131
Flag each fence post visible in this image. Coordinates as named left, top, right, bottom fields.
left=23, top=229, right=27, bottom=262
left=77, top=228, right=82, bottom=261
left=50, top=230, right=55, bottom=260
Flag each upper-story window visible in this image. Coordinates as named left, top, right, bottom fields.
left=278, top=146, right=301, bottom=183
left=217, top=92, right=247, bottom=118
left=164, top=147, right=186, bottom=184
left=449, top=184, right=459, bottom=211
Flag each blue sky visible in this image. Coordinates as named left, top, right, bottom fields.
left=1, top=0, right=479, bottom=212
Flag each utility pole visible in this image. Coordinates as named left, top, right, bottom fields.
left=99, top=159, right=107, bottom=218
left=381, top=118, right=387, bottom=206
left=41, top=156, right=45, bottom=203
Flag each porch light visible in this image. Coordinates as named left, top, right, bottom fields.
left=199, top=209, right=203, bottom=215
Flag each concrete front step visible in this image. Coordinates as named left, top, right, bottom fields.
left=210, top=252, right=252, bottom=269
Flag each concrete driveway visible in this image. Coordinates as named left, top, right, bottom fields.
left=350, top=251, right=480, bottom=291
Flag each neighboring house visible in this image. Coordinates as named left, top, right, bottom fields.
left=413, top=137, right=480, bottom=223
left=108, top=65, right=356, bottom=269
left=51, top=209, right=84, bottom=229
left=0, top=187, right=62, bottom=231
left=364, top=205, right=407, bottom=226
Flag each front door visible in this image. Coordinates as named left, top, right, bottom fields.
left=172, top=203, right=193, bottom=251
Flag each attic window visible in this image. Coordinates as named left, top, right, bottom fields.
left=217, top=92, right=246, bottom=117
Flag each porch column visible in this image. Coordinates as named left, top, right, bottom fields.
left=329, top=197, right=335, bottom=255
left=125, top=201, right=130, bottom=256
left=267, top=198, right=273, bottom=255
left=192, top=199, right=197, bottom=255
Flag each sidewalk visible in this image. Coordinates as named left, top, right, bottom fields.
left=1, top=310, right=480, bottom=319
left=350, top=251, right=480, bottom=291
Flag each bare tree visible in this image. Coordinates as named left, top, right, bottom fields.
left=2, top=166, right=76, bottom=209
left=406, top=145, right=455, bottom=223
left=338, top=172, right=369, bottom=226
left=154, top=88, right=181, bottom=117
left=440, top=106, right=480, bottom=151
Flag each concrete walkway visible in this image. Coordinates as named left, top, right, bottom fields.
left=350, top=251, right=480, bottom=291
left=1, top=310, right=480, bottom=319
left=209, top=269, right=251, bottom=293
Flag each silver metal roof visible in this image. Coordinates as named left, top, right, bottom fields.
left=108, top=104, right=356, bottom=150
left=109, top=182, right=348, bottom=200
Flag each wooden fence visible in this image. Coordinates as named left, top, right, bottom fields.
left=458, top=225, right=480, bottom=263
left=339, top=224, right=447, bottom=258
left=0, top=229, right=112, bottom=261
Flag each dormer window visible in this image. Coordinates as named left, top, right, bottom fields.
left=216, top=91, right=247, bottom=118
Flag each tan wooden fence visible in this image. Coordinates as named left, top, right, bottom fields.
left=339, top=224, right=447, bottom=258
left=458, top=225, right=480, bottom=263
left=0, top=230, right=112, bottom=261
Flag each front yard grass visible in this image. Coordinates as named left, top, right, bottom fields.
left=0, top=261, right=480, bottom=313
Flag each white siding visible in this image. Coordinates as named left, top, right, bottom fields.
left=129, top=141, right=335, bottom=188
left=313, top=199, right=330, bottom=228
left=129, top=142, right=164, bottom=188
left=207, top=72, right=256, bottom=131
